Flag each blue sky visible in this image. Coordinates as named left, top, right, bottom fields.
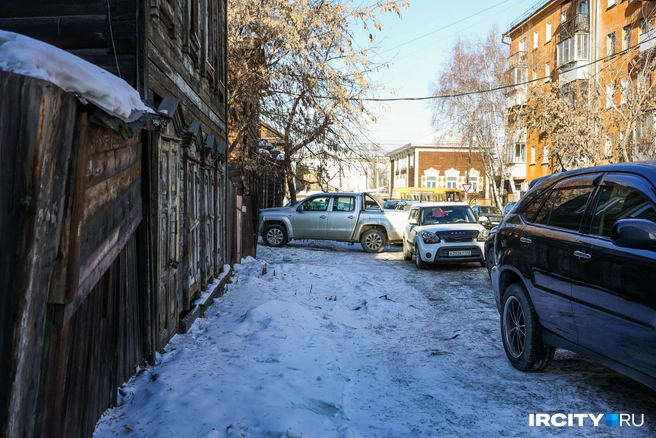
left=357, top=0, right=537, bottom=150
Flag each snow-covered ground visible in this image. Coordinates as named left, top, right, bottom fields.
left=93, top=240, right=656, bottom=437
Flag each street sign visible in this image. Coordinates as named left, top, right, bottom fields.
left=462, top=183, right=472, bottom=193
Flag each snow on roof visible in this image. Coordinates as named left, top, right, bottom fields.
left=409, top=128, right=464, bottom=146
left=386, top=128, right=464, bottom=156
left=0, top=30, right=148, bottom=119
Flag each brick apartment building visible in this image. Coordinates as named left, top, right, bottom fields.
left=387, top=129, right=490, bottom=203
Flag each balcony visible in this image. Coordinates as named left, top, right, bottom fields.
left=559, top=13, right=589, bottom=40
left=505, top=87, right=527, bottom=108
left=508, top=51, right=527, bottom=69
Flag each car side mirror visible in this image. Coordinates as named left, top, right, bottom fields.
left=478, top=215, right=489, bottom=224
left=296, top=205, right=304, bottom=212
left=611, top=219, right=656, bottom=250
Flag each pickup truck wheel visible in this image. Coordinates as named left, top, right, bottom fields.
left=414, top=244, right=427, bottom=269
left=360, top=229, right=386, bottom=253
left=402, top=239, right=412, bottom=260
left=263, top=224, right=288, bottom=247
left=501, top=283, right=555, bottom=371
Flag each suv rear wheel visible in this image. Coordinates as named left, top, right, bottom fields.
left=501, top=283, right=555, bottom=371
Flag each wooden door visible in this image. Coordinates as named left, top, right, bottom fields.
left=158, top=134, right=180, bottom=346
left=187, top=162, right=201, bottom=296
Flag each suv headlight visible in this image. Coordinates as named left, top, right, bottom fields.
left=420, top=231, right=441, bottom=244
left=477, top=229, right=490, bottom=242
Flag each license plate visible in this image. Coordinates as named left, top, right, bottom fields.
left=449, top=250, right=471, bottom=257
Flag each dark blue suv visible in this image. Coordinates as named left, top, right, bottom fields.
left=491, top=162, right=656, bottom=390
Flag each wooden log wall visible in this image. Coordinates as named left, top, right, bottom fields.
left=0, top=0, right=139, bottom=89
left=0, top=71, right=77, bottom=438
left=39, top=235, right=142, bottom=438
left=0, top=70, right=145, bottom=438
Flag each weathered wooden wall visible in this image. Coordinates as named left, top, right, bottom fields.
left=0, top=0, right=140, bottom=89
left=38, top=235, right=142, bottom=438
left=0, top=70, right=78, bottom=438
left=0, top=70, right=146, bottom=438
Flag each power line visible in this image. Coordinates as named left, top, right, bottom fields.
left=376, top=0, right=514, bottom=56
left=384, top=0, right=528, bottom=64
left=355, top=34, right=656, bottom=102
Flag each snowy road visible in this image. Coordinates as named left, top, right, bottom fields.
left=94, top=240, right=656, bottom=438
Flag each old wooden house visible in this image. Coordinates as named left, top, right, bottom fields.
left=0, top=1, right=232, bottom=437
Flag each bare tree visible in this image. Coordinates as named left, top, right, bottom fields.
left=597, top=51, right=656, bottom=163
left=509, top=79, right=601, bottom=171
left=429, top=27, right=508, bottom=208
left=228, top=0, right=409, bottom=204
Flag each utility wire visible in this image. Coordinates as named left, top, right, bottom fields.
left=376, top=0, right=514, bottom=56
left=352, top=33, right=656, bottom=102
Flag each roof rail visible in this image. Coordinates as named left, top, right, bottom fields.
left=508, top=0, right=554, bottom=33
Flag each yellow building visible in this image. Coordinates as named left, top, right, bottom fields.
left=504, top=0, right=656, bottom=186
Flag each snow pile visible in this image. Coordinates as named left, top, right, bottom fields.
left=0, top=30, right=148, bottom=119
left=93, top=240, right=656, bottom=437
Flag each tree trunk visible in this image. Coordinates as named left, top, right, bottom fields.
left=284, top=157, right=297, bottom=205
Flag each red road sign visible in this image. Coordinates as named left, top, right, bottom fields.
left=462, top=183, right=472, bottom=193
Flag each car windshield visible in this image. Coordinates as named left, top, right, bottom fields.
left=420, top=206, right=477, bottom=225
left=477, top=206, right=501, bottom=215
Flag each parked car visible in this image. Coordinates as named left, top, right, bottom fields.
left=471, top=205, right=503, bottom=229
left=394, top=200, right=420, bottom=211
left=382, top=199, right=404, bottom=210
left=259, top=192, right=408, bottom=253
left=501, top=201, right=516, bottom=218
left=491, top=162, right=656, bottom=390
left=402, top=202, right=488, bottom=269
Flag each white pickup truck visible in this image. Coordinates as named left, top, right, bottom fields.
left=258, top=192, right=408, bottom=253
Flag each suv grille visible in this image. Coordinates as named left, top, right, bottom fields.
left=444, top=237, right=474, bottom=243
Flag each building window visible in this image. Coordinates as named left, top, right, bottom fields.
left=622, top=26, right=631, bottom=51
left=519, top=37, right=526, bottom=52
left=426, top=176, right=437, bottom=188
left=531, top=145, right=536, bottom=164
left=558, top=34, right=590, bottom=67
left=515, top=143, right=526, bottom=162
left=545, top=62, right=551, bottom=81
left=468, top=176, right=478, bottom=193
left=561, top=10, right=567, bottom=24
left=546, top=21, right=552, bottom=42
left=447, top=176, right=458, bottom=189
left=606, top=84, right=614, bottom=108
left=532, top=68, right=537, bottom=81
left=608, top=0, right=616, bottom=7
left=608, top=32, right=616, bottom=56
left=576, top=34, right=589, bottom=59
left=621, top=78, right=629, bottom=105
left=640, top=19, right=650, bottom=37
left=512, top=67, right=528, bottom=86
left=605, top=134, right=614, bottom=157
left=533, top=30, right=539, bottom=50
left=542, top=144, right=549, bottom=163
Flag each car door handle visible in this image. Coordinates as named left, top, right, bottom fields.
left=574, top=250, right=592, bottom=261
left=320, top=215, right=327, bottom=219
left=347, top=215, right=355, bottom=219
left=519, top=236, right=532, bottom=245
